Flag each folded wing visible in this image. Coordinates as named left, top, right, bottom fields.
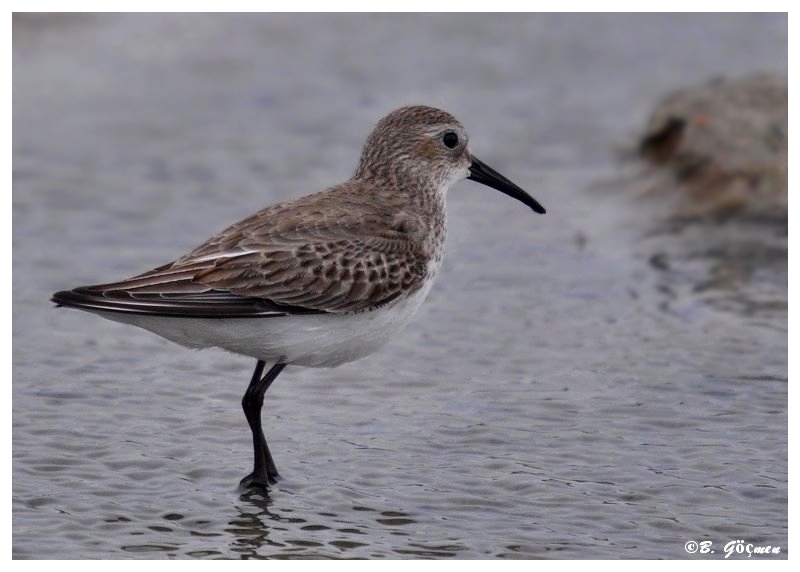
left=52, top=192, right=428, bottom=318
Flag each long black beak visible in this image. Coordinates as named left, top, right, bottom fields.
left=468, top=156, right=546, bottom=214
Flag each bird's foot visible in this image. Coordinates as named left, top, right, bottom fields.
left=239, top=471, right=279, bottom=490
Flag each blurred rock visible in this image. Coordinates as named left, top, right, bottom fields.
left=638, top=74, right=787, bottom=221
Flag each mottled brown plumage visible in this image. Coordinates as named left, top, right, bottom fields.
left=51, top=105, right=545, bottom=489
left=59, top=106, right=467, bottom=317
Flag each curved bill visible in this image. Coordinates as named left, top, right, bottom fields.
left=468, top=156, right=546, bottom=214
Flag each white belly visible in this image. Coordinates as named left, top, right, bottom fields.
left=89, top=282, right=435, bottom=368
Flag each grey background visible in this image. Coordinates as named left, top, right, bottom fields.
left=13, top=13, right=787, bottom=559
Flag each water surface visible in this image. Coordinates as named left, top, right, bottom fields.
left=13, top=13, right=787, bottom=559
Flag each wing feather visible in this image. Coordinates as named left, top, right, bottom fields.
left=53, top=184, right=432, bottom=317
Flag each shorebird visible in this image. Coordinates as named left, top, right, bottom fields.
left=52, top=105, right=546, bottom=489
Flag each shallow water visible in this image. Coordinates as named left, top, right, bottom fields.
left=13, top=13, right=787, bottom=559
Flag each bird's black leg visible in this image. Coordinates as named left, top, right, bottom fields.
left=239, top=360, right=287, bottom=489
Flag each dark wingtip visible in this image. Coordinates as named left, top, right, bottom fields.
left=51, top=288, right=88, bottom=309
left=51, top=290, right=68, bottom=306
left=50, top=285, right=329, bottom=318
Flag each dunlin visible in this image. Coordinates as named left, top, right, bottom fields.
left=52, top=105, right=546, bottom=489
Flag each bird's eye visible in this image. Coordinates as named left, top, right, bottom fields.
left=442, top=131, right=459, bottom=149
